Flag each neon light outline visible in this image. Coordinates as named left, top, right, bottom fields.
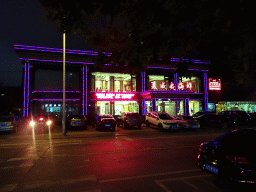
left=14, top=44, right=112, bottom=56
left=23, top=63, right=26, bottom=117
left=26, top=62, right=30, bottom=116
left=18, top=58, right=94, bottom=65
left=95, top=93, right=135, bottom=100
left=33, top=91, right=80, bottom=93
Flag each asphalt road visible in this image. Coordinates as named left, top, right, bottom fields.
left=0, top=125, right=255, bottom=192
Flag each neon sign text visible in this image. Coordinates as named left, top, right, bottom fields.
left=96, top=93, right=135, bottom=100
left=209, top=78, right=221, bottom=90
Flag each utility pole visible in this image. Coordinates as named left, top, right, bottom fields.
left=62, top=31, right=66, bottom=136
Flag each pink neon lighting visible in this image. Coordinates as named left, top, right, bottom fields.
left=96, top=93, right=135, bottom=100
left=209, top=78, right=221, bottom=90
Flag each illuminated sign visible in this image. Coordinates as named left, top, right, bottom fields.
left=96, top=93, right=135, bottom=100
left=150, top=81, right=194, bottom=91
left=209, top=78, right=221, bottom=90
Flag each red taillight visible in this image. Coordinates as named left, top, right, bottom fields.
left=225, top=155, right=250, bottom=164
left=199, top=143, right=206, bottom=153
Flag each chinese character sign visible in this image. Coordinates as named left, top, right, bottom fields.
left=151, top=81, right=194, bottom=91
left=209, top=78, right=221, bottom=91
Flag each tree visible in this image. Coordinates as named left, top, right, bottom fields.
left=38, top=0, right=256, bottom=80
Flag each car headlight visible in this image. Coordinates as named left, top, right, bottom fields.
left=46, top=120, right=52, bottom=126
left=30, top=121, right=36, bottom=127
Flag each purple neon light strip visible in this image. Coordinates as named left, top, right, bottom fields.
left=14, top=44, right=112, bottom=56
left=148, top=66, right=208, bottom=71
left=83, top=66, right=85, bottom=115
left=204, top=73, right=208, bottom=111
left=23, top=63, right=26, bottom=117
left=33, top=99, right=80, bottom=101
left=33, top=90, right=80, bottom=93
left=26, top=62, right=30, bottom=116
left=145, top=90, right=202, bottom=94
left=85, top=66, right=88, bottom=115
left=19, top=58, right=94, bottom=65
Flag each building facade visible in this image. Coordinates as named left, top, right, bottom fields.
left=14, top=45, right=210, bottom=121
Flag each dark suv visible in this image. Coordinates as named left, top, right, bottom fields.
left=121, top=112, right=142, bottom=129
left=218, top=110, right=251, bottom=126
left=192, top=111, right=236, bottom=129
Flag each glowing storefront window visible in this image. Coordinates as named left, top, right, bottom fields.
left=180, top=76, right=200, bottom=93
left=149, top=75, right=165, bottom=90
left=92, top=72, right=134, bottom=92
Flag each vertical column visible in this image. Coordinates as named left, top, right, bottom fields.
left=204, top=73, right=208, bottom=111
left=82, top=66, right=85, bottom=115
left=86, top=66, right=88, bottom=115
left=23, top=62, right=27, bottom=117
left=174, top=72, right=178, bottom=92
left=110, top=76, right=114, bottom=92
left=26, top=62, right=30, bottom=117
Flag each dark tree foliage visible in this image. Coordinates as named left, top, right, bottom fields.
left=38, top=0, right=256, bottom=86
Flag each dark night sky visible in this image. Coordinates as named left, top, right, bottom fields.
left=0, top=0, right=240, bottom=89
left=0, top=0, right=91, bottom=87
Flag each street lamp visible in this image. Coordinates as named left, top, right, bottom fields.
left=62, top=31, right=66, bottom=136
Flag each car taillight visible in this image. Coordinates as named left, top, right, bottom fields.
left=199, top=143, right=206, bottom=153
left=39, top=117, right=44, bottom=121
left=225, top=155, right=250, bottom=164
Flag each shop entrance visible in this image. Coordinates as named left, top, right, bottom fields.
left=96, top=101, right=139, bottom=115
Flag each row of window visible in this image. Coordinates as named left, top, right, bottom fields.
left=91, top=72, right=201, bottom=93
left=34, top=70, right=202, bottom=93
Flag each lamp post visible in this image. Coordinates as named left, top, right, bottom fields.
left=62, top=32, right=66, bottom=136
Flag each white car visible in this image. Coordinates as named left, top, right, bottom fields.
left=145, top=112, right=180, bottom=131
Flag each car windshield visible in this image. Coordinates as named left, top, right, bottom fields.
left=127, top=113, right=140, bottom=118
left=182, top=116, right=194, bottom=120
left=71, top=115, right=84, bottom=119
left=98, top=115, right=113, bottom=119
left=159, top=113, right=174, bottom=120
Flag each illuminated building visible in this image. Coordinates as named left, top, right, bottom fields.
left=14, top=45, right=211, bottom=120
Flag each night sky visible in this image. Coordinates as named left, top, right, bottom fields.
left=0, top=0, right=91, bottom=87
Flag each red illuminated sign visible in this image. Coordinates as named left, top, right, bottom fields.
left=96, top=93, right=135, bottom=100
left=209, top=78, right=221, bottom=90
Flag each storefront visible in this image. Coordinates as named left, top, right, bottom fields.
left=216, top=101, right=256, bottom=114
left=141, top=71, right=206, bottom=116
left=90, top=72, right=139, bottom=116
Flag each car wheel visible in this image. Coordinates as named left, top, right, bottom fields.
left=221, top=122, right=228, bottom=129
left=158, top=124, right=164, bottom=132
left=146, top=121, right=150, bottom=128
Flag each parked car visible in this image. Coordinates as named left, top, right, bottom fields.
left=218, top=110, right=251, bottom=126
left=193, top=112, right=236, bottom=129
left=175, top=115, right=200, bottom=129
left=121, top=112, right=142, bottom=129
left=198, top=128, right=256, bottom=183
left=0, top=115, right=19, bottom=133
left=29, top=115, right=53, bottom=128
left=66, top=115, right=87, bottom=130
left=249, top=112, right=256, bottom=125
left=95, top=114, right=116, bottom=131
left=146, top=111, right=180, bottom=131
